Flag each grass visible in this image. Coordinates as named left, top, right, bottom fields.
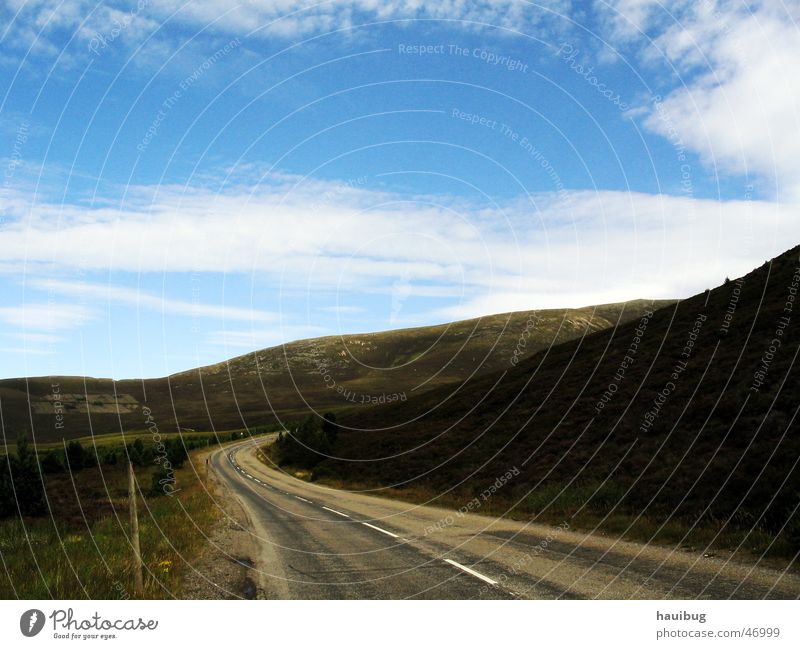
left=0, top=447, right=220, bottom=598
left=306, top=469, right=798, bottom=564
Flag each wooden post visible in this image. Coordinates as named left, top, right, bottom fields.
left=128, top=462, right=143, bottom=598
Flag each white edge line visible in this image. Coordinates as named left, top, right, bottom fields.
left=444, top=559, right=497, bottom=586
left=322, top=506, right=350, bottom=518
left=361, top=521, right=398, bottom=538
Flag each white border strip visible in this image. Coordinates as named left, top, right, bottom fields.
left=361, top=522, right=398, bottom=538
left=322, top=506, right=350, bottom=518
left=444, top=559, right=497, bottom=585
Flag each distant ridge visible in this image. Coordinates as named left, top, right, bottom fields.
left=0, top=300, right=669, bottom=441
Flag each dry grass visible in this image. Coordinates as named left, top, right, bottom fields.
left=0, top=450, right=220, bottom=599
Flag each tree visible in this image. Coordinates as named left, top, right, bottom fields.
left=126, top=438, right=148, bottom=466
left=66, top=440, right=85, bottom=471
left=165, top=438, right=187, bottom=469
left=40, top=450, right=65, bottom=474
left=12, top=436, right=46, bottom=516
left=149, top=463, right=176, bottom=497
left=0, top=458, right=13, bottom=518
left=274, top=416, right=330, bottom=468
left=322, top=412, right=339, bottom=447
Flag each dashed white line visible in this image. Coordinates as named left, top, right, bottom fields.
left=322, top=506, right=350, bottom=518
left=294, top=496, right=312, bottom=503
left=360, top=522, right=398, bottom=538
left=444, top=559, right=497, bottom=586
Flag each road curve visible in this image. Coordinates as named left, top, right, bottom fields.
left=209, top=439, right=799, bottom=600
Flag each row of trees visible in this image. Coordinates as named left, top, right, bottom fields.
left=0, top=437, right=46, bottom=517
left=0, top=432, right=229, bottom=518
left=34, top=437, right=194, bottom=475
left=272, top=413, right=340, bottom=469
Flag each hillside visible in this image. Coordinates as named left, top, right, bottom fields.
left=316, top=246, right=800, bottom=549
left=0, top=300, right=667, bottom=441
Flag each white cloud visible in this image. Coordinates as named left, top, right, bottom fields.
left=28, top=279, right=277, bottom=323
left=0, top=303, right=94, bottom=330
left=599, top=0, right=800, bottom=200
left=1, top=176, right=797, bottom=324
left=0, top=0, right=570, bottom=63
left=160, top=0, right=571, bottom=36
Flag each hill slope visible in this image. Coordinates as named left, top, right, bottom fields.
left=318, top=247, right=800, bottom=547
left=0, top=301, right=666, bottom=441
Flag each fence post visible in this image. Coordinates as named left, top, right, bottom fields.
left=128, top=462, right=143, bottom=597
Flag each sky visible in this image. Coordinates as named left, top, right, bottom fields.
left=0, top=0, right=798, bottom=379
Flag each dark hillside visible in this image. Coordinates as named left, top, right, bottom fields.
left=321, top=246, right=800, bottom=547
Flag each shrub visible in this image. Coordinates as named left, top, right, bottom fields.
left=273, top=416, right=331, bottom=469
left=322, top=413, right=339, bottom=446
left=66, top=440, right=86, bottom=471
left=7, top=437, right=46, bottom=517
left=40, top=450, right=65, bottom=474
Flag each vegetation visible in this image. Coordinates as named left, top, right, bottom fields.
left=0, top=437, right=46, bottom=518
left=303, top=246, right=800, bottom=559
left=0, top=430, right=259, bottom=597
left=0, top=458, right=216, bottom=598
left=0, top=301, right=671, bottom=441
left=268, top=414, right=338, bottom=470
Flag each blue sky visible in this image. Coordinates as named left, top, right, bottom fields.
left=1, top=0, right=798, bottom=379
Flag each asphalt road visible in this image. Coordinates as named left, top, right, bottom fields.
left=209, top=439, right=799, bottom=600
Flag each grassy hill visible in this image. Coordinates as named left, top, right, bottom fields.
left=312, top=246, right=800, bottom=555
left=0, top=301, right=667, bottom=442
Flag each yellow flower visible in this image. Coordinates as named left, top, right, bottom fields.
left=157, top=560, right=173, bottom=574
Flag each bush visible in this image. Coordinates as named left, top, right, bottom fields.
left=40, top=451, right=65, bottom=474
left=0, top=459, right=14, bottom=518
left=149, top=463, right=177, bottom=497
left=273, top=416, right=331, bottom=469
left=322, top=413, right=339, bottom=446
left=66, top=440, right=85, bottom=471
left=126, top=438, right=150, bottom=466
left=1, top=437, right=47, bottom=517
left=164, top=438, right=187, bottom=469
